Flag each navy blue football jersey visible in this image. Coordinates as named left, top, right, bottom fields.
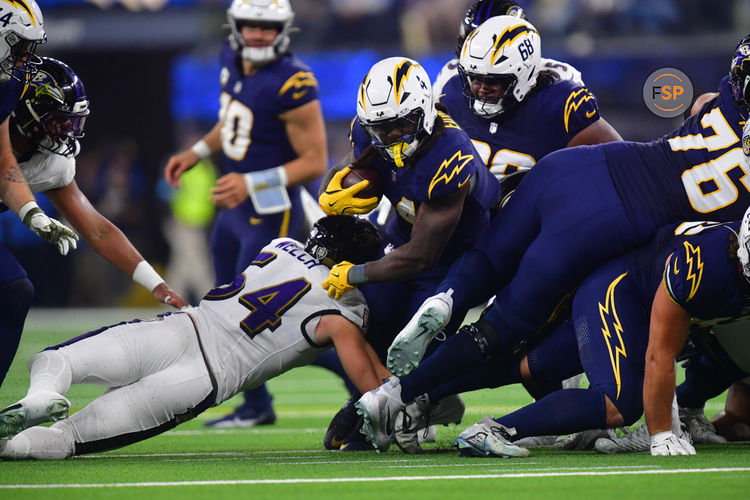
left=607, top=76, right=749, bottom=226
left=0, top=72, right=26, bottom=123
left=218, top=43, right=318, bottom=174
left=438, top=74, right=600, bottom=179
left=350, top=113, right=501, bottom=263
left=624, top=220, right=750, bottom=326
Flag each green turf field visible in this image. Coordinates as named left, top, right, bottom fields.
left=1, top=312, right=748, bottom=499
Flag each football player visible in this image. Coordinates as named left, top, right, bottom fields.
left=387, top=34, right=750, bottom=386
left=439, top=15, right=621, bottom=187
left=0, top=0, right=79, bottom=388
left=0, top=216, right=391, bottom=460
left=9, top=57, right=187, bottom=309
left=317, top=56, right=500, bottom=448
left=433, top=0, right=583, bottom=100
left=360, top=212, right=750, bottom=456
left=164, top=0, right=327, bottom=427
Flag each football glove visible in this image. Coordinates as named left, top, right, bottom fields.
left=318, top=166, right=379, bottom=216
left=22, top=206, right=79, bottom=256
left=322, top=261, right=356, bottom=300
left=650, top=431, right=696, bottom=456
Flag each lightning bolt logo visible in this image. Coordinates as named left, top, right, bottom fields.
left=683, top=241, right=703, bottom=301
left=2, top=0, right=36, bottom=26
left=490, top=24, right=537, bottom=65
left=428, top=150, right=473, bottom=199
left=358, top=70, right=370, bottom=112
left=598, top=271, right=628, bottom=399
left=278, top=71, right=318, bottom=99
left=392, top=59, right=416, bottom=105
left=564, top=88, right=596, bottom=133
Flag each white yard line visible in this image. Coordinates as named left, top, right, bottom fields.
left=3, top=468, right=750, bottom=489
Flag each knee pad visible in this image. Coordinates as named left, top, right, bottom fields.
left=460, top=319, right=504, bottom=359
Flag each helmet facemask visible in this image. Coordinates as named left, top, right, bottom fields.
left=737, top=206, right=750, bottom=283
left=361, top=108, right=427, bottom=167
left=0, top=33, right=43, bottom=83
left=731, top=35, right=750, bottom=118
left=458, top=65, right=518, bottom=119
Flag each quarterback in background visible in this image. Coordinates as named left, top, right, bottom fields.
left=164, top=0, right=327, bottom=427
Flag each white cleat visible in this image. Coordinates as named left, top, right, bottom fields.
left=395, top=394, right=465, bottom=454
left=0, top=391, right=70, bottom=440
left=679, top=407, right=727, bottom=444
left=387, top=291, right=453, bottom=377
left=595, top=423, right=651, bottom=454
left=454, top=416, right=530, bottom=458
left=355, top=377, right=405, bottom=452
left=555, top=429, right=617, bottom=450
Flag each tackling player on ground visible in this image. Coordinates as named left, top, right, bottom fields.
left=0, top=216, right=392, bottom=459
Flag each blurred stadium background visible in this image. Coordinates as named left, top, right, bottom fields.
left=6, top=0, right=749, bottom=308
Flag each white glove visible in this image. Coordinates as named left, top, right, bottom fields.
left=650, top=431, right=696, bottom=456
left=21, top=203, right=79, bottom=255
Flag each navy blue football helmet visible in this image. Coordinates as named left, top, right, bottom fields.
left=11, top=57, right=89, bottom=156
left=730, top=35, right=750, bottom=117
left=455, top=0, right=527, bottom=56
left=305, top=215, right=381, bottom=266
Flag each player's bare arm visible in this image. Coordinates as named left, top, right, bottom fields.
left=690, top=92, right=719, bottom=117
left=164, top=121, right=222, bottom=188
left=566, top=117, right=622, bottom=147
left=363, top=183, right=469, bottom=282
left=211, top=100, right=327, bottom=209
left=316, top=314, right=391, bottom=393
left=0, top=118, right=35, bottom=213
left=46, top=181, right=188, bottom=308
left=643, top=281, right=691, bottom=435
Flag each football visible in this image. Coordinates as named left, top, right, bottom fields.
left=341, top=167, right=384, bottom=200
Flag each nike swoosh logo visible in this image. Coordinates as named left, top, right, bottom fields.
left=586, top=110, right=596, bottom=118
left=414, top=324, right=429, bottom=339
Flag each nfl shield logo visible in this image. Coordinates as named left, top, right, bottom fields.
left=489, top=122, right=498, bottom=134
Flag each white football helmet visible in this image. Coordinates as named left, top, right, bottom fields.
left=458, top=15, right=540, bottom=118
left=357, top=57, right=436, bottom=167
left=0, top=0, right=45, bottom=83
left=737, top=205, right=750, bottom=282
left=227, top=0, right=294, bottom=65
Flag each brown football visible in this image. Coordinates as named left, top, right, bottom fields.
left=341, top=167, right=384, bottom=200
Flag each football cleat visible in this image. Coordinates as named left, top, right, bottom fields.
left=355, top=377, right=405, bottom=452
left=203, top=405, right=276, bottom=428
left=0, top=391, right=70, bottom=440
left=679, top=406, right=728, bottom=444
left=554, top=429, right=617, bottom=450
left=324, top=395, right=360, bottom=450
left=387, top=291, right=453, bottom=376
left=395, top=394, right=466, bottom=454
left=454, top=416, right=530, bottom=458
left=514, top=435, right=558, bottom=448
left=595, top=423, right=651, bottom=454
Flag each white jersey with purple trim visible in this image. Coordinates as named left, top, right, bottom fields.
left=192, top=237, right=369, bottom=403
left=18, top=148, right=76, bottom=194
left=432, top=56, right=584, bottom=100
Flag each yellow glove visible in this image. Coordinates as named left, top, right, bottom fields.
left=322, top=261, right=356, bottom=300
left=319, top=166, right=380, bottom=215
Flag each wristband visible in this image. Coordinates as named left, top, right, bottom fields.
left=132, top=261, right=165, bottom=292
left=348, top=264, right=367, bottom=285
left=18, top=201, right=39, bottom=222
left=190, top=140, right=211, bottom=160
left=243, top=166, right=288, bottom=194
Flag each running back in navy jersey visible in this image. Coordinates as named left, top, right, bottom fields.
left=218, top=43, right=318, bottom=174
left=607, top=76, right=750, bottom=226
left=350, top=113, right=500, bottom=263
left=439, top=74, right=600, bottom=179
